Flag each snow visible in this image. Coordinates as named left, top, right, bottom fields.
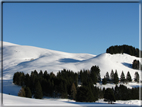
left=94, top=82, right=141, bottom=89
left=2, top=41, right=142, bottom=81
left=3, top=80, right=21, bottom=96
left=96, top=99, right=141, bottom=106
left=1, top=41, right=142, bottom=106
left=2, top=41, right=96, bottom=80
left=2, top=93, right=141, bottom=106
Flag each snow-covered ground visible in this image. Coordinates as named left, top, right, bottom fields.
left=1, top=41, right=142, bottom=106
left=2, top=93, right=141, bottom=106
left=2, top=41, right=142, bottom=80
left=94, top=82, right=141, bottom=89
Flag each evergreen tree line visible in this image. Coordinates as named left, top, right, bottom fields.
left=79, top=65, right=101, bottom=85
left=114, top=84, right=140, bottom=100
left=102, top=70, right=140, bottom=85
left=106, top=45, right=142, bottom=57
left=13, top=65, right=101, bottom=100
left=103, top=84, right=140, bottom=104
left=76, top=82, right=140, bottom=103
left=13, top=69, right=78, bottom=99
left=13, top=66, right=140, bottom=102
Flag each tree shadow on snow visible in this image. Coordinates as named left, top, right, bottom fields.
left=59, top=58, right=82, bottom=63
left=63, top=101, right=138, bottom=106
left=63, top=101, right=106, bottom=105
left=122, top=62, right=132, bottom=69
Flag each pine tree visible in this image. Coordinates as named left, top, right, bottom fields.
left=120, top=71, right=125, bottom=83
left=105, top=72, right=110, bottom=82
left=50, top=72, right=55, bottom=78
left=81, top=70, right=88, bottom=84
left=119, top=84, right=128, bottom=100
left=41, top=78, right=48, bottom=95
left=43, top=70, right=49, bottom=79
left=58, top=80, right=67, bottom=98
left=18, top=87, right=25, bottom=97
left=104, top=88, right=116, bottom=104
left=132, top=60, right=140, bottom=69
left=114, top=85, right=120, bottom=100
left=25, top=87, right=32, bottom=98
left=19, top=72, right=25, bottom=86
left=134, top=72, right=139, bottom=82
left=50, top=80, right=54, bottom=97
left=102, top=76, right=107, bottom=85
left=114, top=70, right=119, bottom=84
left=13, top=72, right=25, bottom=86
left=90, top=71, right=97, bottom=84
left=90, top=66, right=101, bottom=83
left=24, top=73, right=30, bottom=87
left=71, top=83, right=77, bottom=100
left=13, top=72, right=17, bottom=84
left=34, top=81, right=43, bottom=99
left=33, top=70, right=38, bottom=76
left=92, top=86, right=99, bottom=101
left=76, top=86, right=95, bottom=102
left=126, top=71, right=132, bottom=82
left=39, top=70, right=43, bottom=77
left=110, top=70, right=114, bottom=82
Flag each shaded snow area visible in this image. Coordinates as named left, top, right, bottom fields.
left=2, top=80, right=21, bottom=96
left=1, top=41, right=142, bottom=106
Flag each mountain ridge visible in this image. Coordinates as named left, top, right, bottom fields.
left=2, top=41, right=142, bottom=80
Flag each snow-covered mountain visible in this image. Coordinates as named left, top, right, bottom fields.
left=2, top=41, right=141, bottom=81
left=1, top=41, right=142, bottom=106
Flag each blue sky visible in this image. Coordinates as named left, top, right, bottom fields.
left=3, top=2, right=139, bottom=55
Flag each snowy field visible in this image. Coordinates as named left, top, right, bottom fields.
left=2, top=93, right=141, bottom=106
left=1, top=41, right=142, bottom=106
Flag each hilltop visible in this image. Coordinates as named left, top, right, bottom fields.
left=2, top=41, right=141, bottom=80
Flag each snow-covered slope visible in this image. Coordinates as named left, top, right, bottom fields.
left=2, top=93, right=141, bottom=106
left=2, top=41, right=141, bottom=81
left=77, top=53, right=142, bottom=81
left=2, top=41, right=95, bottom=80
left=1, top=41, right=142, bottom=106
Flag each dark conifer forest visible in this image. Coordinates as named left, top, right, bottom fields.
left=106, top=44, right=142, bottom=57
left=13, top=66, right=140, bottom=102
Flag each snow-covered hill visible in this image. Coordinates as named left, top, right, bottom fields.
left=1, top=41, right=142, bottom=106
left=2, top=41, right=142, bottom=81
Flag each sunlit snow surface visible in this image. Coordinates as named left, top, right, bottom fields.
left=2, top=93, right=141, bottom=106
left=1, top=41, right=142, bottom=106
left=2, top=41, right=142, bottom=80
